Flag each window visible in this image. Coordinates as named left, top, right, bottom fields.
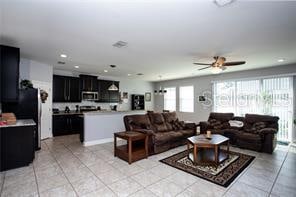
left=213, top=77, right=293, bottom=142
left=179, top=86, right=194, bottom=112
left=164, top=87, right=176, bottom=111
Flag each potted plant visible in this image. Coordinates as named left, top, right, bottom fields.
left=20, top=79, right=33, bottom=89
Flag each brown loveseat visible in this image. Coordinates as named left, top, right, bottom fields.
left=200, top=112, right=279, bottom=153
left=124, top=112, right=196, bottom=155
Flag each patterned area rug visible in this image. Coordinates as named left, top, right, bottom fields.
left=160, top=149, right=255, bottom=187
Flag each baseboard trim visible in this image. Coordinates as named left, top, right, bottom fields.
left=83, top=138, right=114, bottom=146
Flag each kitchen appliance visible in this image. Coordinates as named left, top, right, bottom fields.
left=52, top=108, right=60, bottom=114
left=2, top=88, right=41, bottom=150
left=80, top=106, right=97, bottom=112
left=81, top=91, right=99, bottom=101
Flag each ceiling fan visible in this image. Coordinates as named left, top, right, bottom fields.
left=193, top=56, right=246, bottom=74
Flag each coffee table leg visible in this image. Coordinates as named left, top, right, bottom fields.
left=227, top=140, right=230, bottom=157
left=193, top=145, right=197, bottom=164
left=215, top=145, right=218, bottom=164
left=114, top=135, right=117, bottom=157
left=145, top=136, right=148, bottom=158
left=128, top=138, right=132, bottom=164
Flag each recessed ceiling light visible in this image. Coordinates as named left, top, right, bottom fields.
left=74, top=66, right=79, bottom=68
left=104, top=70, right=108, bottom=73
left=113, top=41, right=128, bottom=48
left=60, top=54, right=67, bottom=58
left=127, top=74, right=132, bottom=76
left=277, top=59, right=285, bottom=62
left=214, top=0, right=236, bottom=7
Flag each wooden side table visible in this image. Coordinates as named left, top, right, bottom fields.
left=114, top=131, right=148, bottom=164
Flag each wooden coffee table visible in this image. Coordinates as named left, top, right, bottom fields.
left=187, top=134, right=229, bottom=166
left=114, top=131, right=148, bottom=164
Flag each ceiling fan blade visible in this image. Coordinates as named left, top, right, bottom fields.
left=224, top=61, right=246, bottom=66
left=193, top=63, right=212, bottom=65
left=198, top=66, right=211, bottom=71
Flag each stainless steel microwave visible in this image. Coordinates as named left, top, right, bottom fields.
left=81, top=91, right=99, bottom=101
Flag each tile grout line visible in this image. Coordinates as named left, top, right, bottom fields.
left=0, top=172, right=6, bottom=196
left=63, top=140, right=118, bottom=196
left=268, top=145, right=290, bottom=196
left=32, top=160, right=41, bottom=196
left=44, top=140, right=80, bottom=197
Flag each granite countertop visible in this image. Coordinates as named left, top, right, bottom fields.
left=52, top=110, right=83, bottom=116
left=84, top=110, right=146, bottom=115
left=0, top=119, right=36, bottom=128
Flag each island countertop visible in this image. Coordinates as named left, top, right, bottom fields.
left=83, top=110, right=146, bottom=146
left=0, top=119, right=36, bottom=128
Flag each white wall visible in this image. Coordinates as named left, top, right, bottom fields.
left=20, top=58, right=53, bottom=83
left=53, top=70, right=154, bottom=111
left=154, top=64, right=296, bottom=124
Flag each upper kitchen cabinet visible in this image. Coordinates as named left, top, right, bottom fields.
left=80, top=75, right=98, bottom=92
left=0, top=45, right=20, bottom=102
left=53, top=75, right=81, bottom=102
left=97, top=80, right=120, bottom=103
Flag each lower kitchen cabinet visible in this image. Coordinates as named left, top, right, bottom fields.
left=53, top=115, right=82, bottom=136
left=0, top=125, right=35, bottom=171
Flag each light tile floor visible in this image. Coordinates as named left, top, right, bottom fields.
left=0, top=134, right=295, bottom=197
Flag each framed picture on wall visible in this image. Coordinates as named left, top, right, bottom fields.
left=145, top=92, right=151, bottom=102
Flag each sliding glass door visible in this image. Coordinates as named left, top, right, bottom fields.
left=213, top=76, right=293, bottom=142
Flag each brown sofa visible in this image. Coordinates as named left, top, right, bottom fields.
left=124, top=112, right=196, bottom=155
left=200, top=112, right=279, bottom=153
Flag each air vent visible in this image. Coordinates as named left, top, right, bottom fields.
left=110, top=65, right=116, bottom=68
left=113, top=41, right=128, bottom=48
left=137, top=73, right=144, bottom=76
left=58, top=61, right=65, bottom=65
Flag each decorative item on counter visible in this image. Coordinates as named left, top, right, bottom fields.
left=206, top=130, right=212, bottom=139
left=20, top=79, right=33, bottom=89
left=65, top=106, right=70, bottom=113
left=40, top=89, right=48, bottom=103
left=75, top=105, right=80, bottom=112
left=145, top=92, right=151, bottom=102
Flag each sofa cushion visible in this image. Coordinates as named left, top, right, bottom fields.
left=162, top=112, right=178, bottom=130
left=148, top=113, right=168, bottom=132
left=208, top=112, right=234, bottom=122
left=237, top=132, right=261, bottom=142
left=178, top=129, right=195, bottom=137
left=171, top=119, right=186, bottom=130
left=124, top=115, right=151, bottom=131
left=153, top=131, right=183, bottom=145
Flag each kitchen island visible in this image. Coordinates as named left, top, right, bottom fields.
left=83, top=111, right=146, bottom=146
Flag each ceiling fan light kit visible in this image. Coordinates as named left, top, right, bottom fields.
left=211, top=67, right=222, bottom=74
left=194, top=56, right=246, bottom=74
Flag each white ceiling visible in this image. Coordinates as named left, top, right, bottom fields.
left=1, top=0, right=296, bottom=81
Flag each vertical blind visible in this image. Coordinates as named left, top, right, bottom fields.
left=164, top=87, right=176, bottom=111
left=213, top=76, right=293, bottom=142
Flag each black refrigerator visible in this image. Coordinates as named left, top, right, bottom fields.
left=2, top=88, right=41, bottom=150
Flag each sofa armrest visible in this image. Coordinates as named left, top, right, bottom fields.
left=259, top=128, right=278, bottom=135
left=184, top=122, right=197, bottom=130
left=133, top=129, right=155, bottom=135
left=199, top=121, right=209, bottom=133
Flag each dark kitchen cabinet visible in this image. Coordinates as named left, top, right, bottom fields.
left=1, top=125, right=35, bottom=171
left=0, top=45, right=20, bottom=102
left=80, top=75, right=98, bottom=92
left=97, top=80, right=120, bottom=103
left=52, top=115, right=82, bottom=136
left=109, top=81, right=120, bottom=103
left=53, top=75, right=81, bottom=102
